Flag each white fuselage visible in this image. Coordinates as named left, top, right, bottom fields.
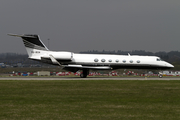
left=27, top=48, right=174, bottom=70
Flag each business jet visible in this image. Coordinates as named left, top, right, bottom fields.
left=8, top=34, right=174, bottom=78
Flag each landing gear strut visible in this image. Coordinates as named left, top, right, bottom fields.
left=158, top=72, right=163, bottom=78
left=80, top=69, right=89, bottom=78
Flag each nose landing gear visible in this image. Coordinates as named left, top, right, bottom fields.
left=158, top=72, right=163, bottom=78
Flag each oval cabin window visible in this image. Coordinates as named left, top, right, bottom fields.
left=94, top=58, right=99, bottom=62
left=101, top=59, right=106, bottom=62
left=116, top=59, right=119, bottom=63
left=137, top=60, right=140, bottom=63
left=122, top=60, right=126, bottom=63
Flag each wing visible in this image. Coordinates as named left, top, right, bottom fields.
left=62, top=65, right=112, bottom=73
left=49, top=54, right=112, bottom=72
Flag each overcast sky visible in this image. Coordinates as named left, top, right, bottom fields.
left=1, top=0, right=180, bottom=54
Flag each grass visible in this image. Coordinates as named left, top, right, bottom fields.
left=0, top=80, right=180, bottom=120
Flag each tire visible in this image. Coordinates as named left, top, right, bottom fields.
left=159, top=74, right=163, bottom=78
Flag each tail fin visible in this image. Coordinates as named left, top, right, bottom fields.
left=8, top=34, right=49, bottom=60
left=8, top=34, right=49, bottom=51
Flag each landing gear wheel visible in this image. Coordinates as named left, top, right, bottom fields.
left=159, top=74, right=163, bottom=78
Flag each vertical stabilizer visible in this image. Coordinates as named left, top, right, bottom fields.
left=8, top=34, right=49, bottom=60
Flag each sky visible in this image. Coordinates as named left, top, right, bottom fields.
left=1, top=0, right=180, bottom=54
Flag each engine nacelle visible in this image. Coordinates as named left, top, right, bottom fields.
left=41, top=51, right=73, bottom=61
left=49, top=52, right=73, bottom=60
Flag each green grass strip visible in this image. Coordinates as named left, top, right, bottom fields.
left=0, top=80, right=180, bottom=120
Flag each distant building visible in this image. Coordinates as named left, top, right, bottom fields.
left=0, top=63, right=6, bottom=68
left=37, top=71, right=50, bottom=76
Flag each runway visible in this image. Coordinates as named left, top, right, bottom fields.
left=0, top=77, right=180, bottom=80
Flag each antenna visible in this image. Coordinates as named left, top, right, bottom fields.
left=48, top=38, right=50, bottom=48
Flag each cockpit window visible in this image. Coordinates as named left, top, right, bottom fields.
left=157, top=58, right=160, bottom=61
left=156, top=58, right=163, bottom=61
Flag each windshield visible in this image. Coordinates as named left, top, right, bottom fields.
left=156, top=58, right=163, bottom=61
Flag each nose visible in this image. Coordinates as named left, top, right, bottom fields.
left=166, top=63, right=174, bottom=68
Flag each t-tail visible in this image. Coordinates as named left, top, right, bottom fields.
left=8, top=34, right=49, bottom=60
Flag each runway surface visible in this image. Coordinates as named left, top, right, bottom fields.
left=0, top=77, right=180, bottom=80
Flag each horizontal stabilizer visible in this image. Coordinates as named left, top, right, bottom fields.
left=8, top=33, right=24, bottom=37
left=8, top=34, right=36, bottom=38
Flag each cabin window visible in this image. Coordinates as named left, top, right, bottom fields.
left=130, top=60, right=133, bottom=63
left=108, top=59, right=112, bottom=62
left=137, top=60, right=140, bottom=63
left=115, top=59, right=119, bottom=63
left=94, top=58, right=99, bottom=62
left=101, top=59, right=106, bottom=62
left=122, top=60, right=126, bottom=63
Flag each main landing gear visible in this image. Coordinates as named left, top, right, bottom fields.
left=80, top=69, right=89, bottom=78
